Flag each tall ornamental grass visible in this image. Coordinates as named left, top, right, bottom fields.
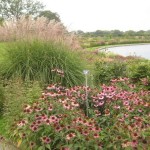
left=0, top=16, right=80, bottom=50
left=0, top=85, right=5, bottom=116
left=1, top=40, right=85, bottom=86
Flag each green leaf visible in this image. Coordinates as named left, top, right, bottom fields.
left=38, top=146, right=45, bottom=150
left=45, top=144, right=51, bottom=150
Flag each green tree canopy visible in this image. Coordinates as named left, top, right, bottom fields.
left=38, top=10, right=61, bottom=22
left=0, top=0, right=44, bottom=19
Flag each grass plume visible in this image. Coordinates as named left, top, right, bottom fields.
left=0, top=16, right=80, bottom=50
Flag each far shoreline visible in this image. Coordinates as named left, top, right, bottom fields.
left=98, top=43, right=150, bottom=51
left=85, top=42, right=150, bottom=51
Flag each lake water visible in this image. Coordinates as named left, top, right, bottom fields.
left=106, top=44, right=150, bottom=59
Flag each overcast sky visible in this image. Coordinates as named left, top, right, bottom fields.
left=40, top=0, right=150, bottom=32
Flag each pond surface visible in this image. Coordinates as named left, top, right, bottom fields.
left=106, top=44, right=150, bottom=59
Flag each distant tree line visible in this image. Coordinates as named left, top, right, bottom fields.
left=76, top=30, right=150, bottom=37
left=0, top=0, right=60, bottom=23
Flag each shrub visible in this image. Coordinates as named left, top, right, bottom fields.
left=94, top=60, right=127, bottom=85
left=1, top=40, right=85, bottom=86
left=128, top=60, right=150, bottom=81
left=89, top=41, right=106, bottom=48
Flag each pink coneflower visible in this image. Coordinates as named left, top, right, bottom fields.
left=22, top=133, right=26, bottom=138
left=113, top=105, right=120, bottom=110
left=66, top=133, right=76, bottom=140
left=71, top=101, right=79, bottom=107
left=49, top=115, right=57, bottom=121
left=41, top=114, right=48, bottom=121
left=36, top=120, right=42, bottom=125
left=77, top=117, right=83, bottom=123
left=98, top=101, right=104, bottom=106
left=98, top=95, right=104, bottom=100
left=51, top=68, right=57, bottom=72
left=46, top=84, right=56, bottom=90
left=48, top=106, right=53, bottom=111
left=93, top=133, right=99, bottom=138
left=129, top=84, right=136, bottom=89
left=0, top=136, right=4, bottom=141
left=124, top=114, right=129, bottom=118
left=126, top=106, right=134, bottom=112
left=118, top=117, right=124, bottom=122
left=63, top=103, right=71, bottom=110
left=93, top=99, right=98, bottom=104
left=98, top=142, right=103, bottom=149
left=30, top=125, right=39, bottom=132
left=81, top=94, right=86, bottom=100
left=45, top=119, right=51, bottom=125
left=94, top=110, right=101, bottom=116
left=123, top=101, right=129, bottom=106
left=111, top=79, right=118, bottom=83
left=39, top=95, right=46, bottom=100
left=82, top=119, right=88, bottom=125
left=30, top=142, right=35, bottom=148
left=122, top=141, right=130, bottom=148
left=138, top=109, right=143, bottom=112
left=105, top=109, right=110, bottom=116
left=24, top=106, right=33, bottom=113
left=131, top=140, right=138, bottom=147
left=45, top=137, right=51, bottom=144
left=59, top=98, right=67, bottom=104
left=93, top=126, right=101, bottom=132
left=66, top=125, right=71, bottom=129
left=17, top=120, right=27, bottom=127
left=35, top=107, right=43, bottom=112
left=132, top=132, right=139, bottom=139
left=41, top=136, right=51, bottom=144
left=82, top=130, right=89, bottom=136
left=24, top=104, right=31, bottom=109
left=117, top=136, right=122, bottom=140
left=88, top=127, right=93, bottom=131
left=46, top=92, right=57, bottom=97
left=134, top=116, right=142, bottom=122
left=55, top=126, right=62, bottom=132
left=87, top=121, right=93, bottom=127
left=106, top=93, right=114, bottom=98
left=54, top=118, right=60, bottom=123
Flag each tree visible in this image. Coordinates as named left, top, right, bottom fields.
left=136, top=30, right=145, bottom=36
left=76, top=30, right=84, bottom=35
left=110, top=30, right=123, bottom=37
left=38, top=10, right=61, bottom=22
left=0, top=0, right=44, bottom=20
left=124, top=30, right=136, bottom=36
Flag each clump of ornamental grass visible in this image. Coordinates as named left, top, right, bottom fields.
left=0, top=16, right=80, bottom=50
left=0, top=84, right=5, bottom=116
left=1, top=40, right=85, bottom=86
